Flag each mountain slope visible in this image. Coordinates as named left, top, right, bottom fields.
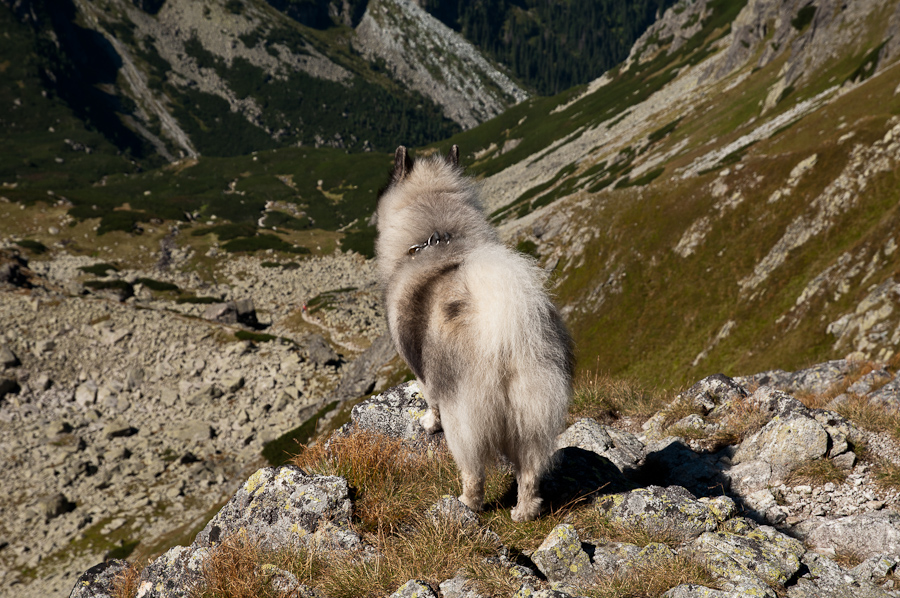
left=1, top=0, right=524, bottom=160
left=441, top=0, right=900, bottom=386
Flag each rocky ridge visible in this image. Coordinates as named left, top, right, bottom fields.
left=354, top=0, right=528, bottom=130
left=69, top=358, right=900, bottom=598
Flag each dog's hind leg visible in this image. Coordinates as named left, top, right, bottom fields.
left=510, top=467, right=542, bottom=522
left=459, top=468, right=486, bottom=512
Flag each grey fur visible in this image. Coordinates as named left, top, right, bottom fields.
left=376, top=145, right=574, bottom=521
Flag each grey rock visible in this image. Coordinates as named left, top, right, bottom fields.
left=38, top=493, right=75, bottom=520
left=170, top=420, right=214, bottom=442
left=0, top=344, right=21, bottom=368
left=183, top=384, right=222, bottom=406
left=136, top=545, right=209, bottom=598
left=556, top=418, right=645, bottom=473
left=103, top=418, right=138, bottom=438
left=788, top=551, right=891, bottom=598
left=75, top=381, right=99, bottom=407
left=350, top=381, right=433, bottom=443
left=302, top=334, right=340, bottom=366
left=69, top=559, right=130, bottom=598
left=732, top=413, right=828, bottom=481
left=724, top=459, right=773, bottom=494
left=868, top=377, right=900, bottom=411
left=663, top=585, right=740, bottom=598
left=531, top=523, right=594, bottom=583
left=740, top=360, right=854, bottom=396
left=589, top=541, right=642, bottom=576
left=194, top=465, right=362, bottom=552
left=799, top=511, right=900, bottom=559
left=426, top=496, right=478, bottom=530
left=678, top=374, right=748, bottom=414
left=512, top=585, right=578, bottom=598
left=847, top=369, right=893, bottom=395
left=222, top=375, right=244, bottom=393
left=201, top=301, right=257, bottom=327
left=850, top=554, right=900, bottom=585
left=691, top=527, right=804, bottom=588
left=329, top=332, right=394, bottom=402
left=389, top=580, right=438, bottom=598
left=594, top=485, right=719, bottom=541
left=745, top=386, right=810, bottom=419
left=832, top=451, right=856, bottom=471
left=439, top=575, right=484, bottom=598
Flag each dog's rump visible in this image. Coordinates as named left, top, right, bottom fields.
left=392, top=244, right=570, bottom=437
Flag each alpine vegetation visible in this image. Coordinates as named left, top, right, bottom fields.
left=375, top=145, right=574, bottom=521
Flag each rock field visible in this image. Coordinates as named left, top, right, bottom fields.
left=0, top=247, right=389, bottom=597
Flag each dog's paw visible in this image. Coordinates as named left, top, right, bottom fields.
left=510, top=501, right=541, bottom=522
left=457, top=494, right=483, bottom=512
left=420, top=408, right=442, bottom=434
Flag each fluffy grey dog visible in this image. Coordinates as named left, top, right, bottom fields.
left=375, top=145, right=574, bottom=521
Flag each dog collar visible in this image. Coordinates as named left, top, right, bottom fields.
left=408, top=231, right=452, bottom=256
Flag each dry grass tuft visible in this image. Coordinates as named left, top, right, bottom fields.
left=832, top=547, right=867, bottom=570
left=834, top=395, right=900, bottom=441
left=314, top=519, right=499, bottom=598
left=111, top=562, right=142, bottom=598
left=195, top=534, right=275, bottom=598
left=570, top=369, right=671, bottom=426
left=582, top=554, right=720, bottom=598
left=292, top=430, right=459, bottom=535
left=784, top=458, right=848, bottom=487
left=689, top=393, right=770, bottom=453
left=873, top=461, right=900, bottom=491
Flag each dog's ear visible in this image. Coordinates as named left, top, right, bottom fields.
left=448, top=144, right=460, bottom=168
left=392, top=146, right=414, bottom=182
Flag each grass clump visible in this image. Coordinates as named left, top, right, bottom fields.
left=233, top=330, right=277, bottom=343
left=569, top=369, right=669, bottom=425
left=784, top=458, right=848, bottom=487
left=135, top=277, right=179, bottom=292
left=111, top=562, right=141, bottom=598
left=873, top=461, right=900, bottom=491
left=15, top=239, right=47, bottom=254
left=292, top=430, right=459, bottom=535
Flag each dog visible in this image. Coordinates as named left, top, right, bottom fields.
left=375, top=145, right=574, bottom=521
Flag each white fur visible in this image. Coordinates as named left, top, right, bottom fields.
left=376, top=148, right=573, bottom=521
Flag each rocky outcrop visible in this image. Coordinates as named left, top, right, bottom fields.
left=70, top=370, right=900, bottom=598
left=353, top=0, right=528, bottom=129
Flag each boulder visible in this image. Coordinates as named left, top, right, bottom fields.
left=594, top=485, right=720, bottom=542
left=350, top=381, right=433, bottom=443
left=0, top=344, right=20, bottom=368
left=136, top=545, right=208, bottom=598
left=691, top=527, right=804, bottom=589
left=194, top=465, right=362, bottom=552
left=69, top=559, right=130, bottom=598
left=531, top=523, right=594, bottom=583
left=426, top=496, right=478, bottom=530
left=556, top=418, right=645, bottom=474
left=75, top=381, right=99, bottom=408
left=798, top=511, right=900, bottom=559
left=390, top=580, right=438, bottom=598
left=202, top=299, right=258, bottom=328
left=732, top=413, right=829, bottom=480
left=787, top=551, right=891, bottom=598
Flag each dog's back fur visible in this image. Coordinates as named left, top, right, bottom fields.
left=376, top=146, right=573, bottom=521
